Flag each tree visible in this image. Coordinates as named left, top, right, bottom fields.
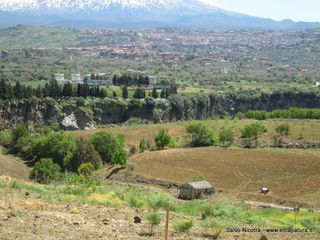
left=152, top=87, right=158, bottom=99
left=71, top=138, right=102, bottom=171
left=111, top=148, right=128, bottom=166
left=145, top=212, right=161, bottom=236
left=122, top=86, right=128, bottom=99
left=139, top=138, right=148, bottom=152
left=160, top=89, right=166, bottom=98
left=91, top=132, right=124, bottom=163
left=30, top=158, right=61, bottom=184
left=275, top=123, right=290, bottom=136
left=41, top=132, right=76, bottom=170
left=186, top=123, right=218, bottom=147
left=12, top=124, right=29, bottom=142
left=155, top=129, right=171, bottom=150
left=241, top=123, right=267, bottom=148
left=62, top=82, right=73, bottom=97
left=133, top=87, right=146, bottom=99
left=218, top=129, right=234, bottom=147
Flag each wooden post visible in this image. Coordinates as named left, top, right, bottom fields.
left=147, top=186, right=150, bottom=213
left=165, top=203, right=170, bottom=240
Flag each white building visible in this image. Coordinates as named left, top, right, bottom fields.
left=54, top=73, right=65, bottom=82
left=71, top=74, right=81, bottom=82
left=149, top=76, right=157, bottom=86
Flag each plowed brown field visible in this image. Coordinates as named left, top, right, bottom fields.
left=130, top=147, right=320, bottom=206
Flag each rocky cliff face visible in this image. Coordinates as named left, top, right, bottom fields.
left=0, top=98, right=62, bottom=130
left=1, top=91, right=320, bottom=131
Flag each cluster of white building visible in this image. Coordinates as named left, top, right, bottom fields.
left=54, top=73, right=159, bottom=88
left=54, top=73, right=112, bottom=86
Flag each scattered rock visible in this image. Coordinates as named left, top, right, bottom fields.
left=260, top=235, right=268, bottom=240
left=102, top=219, right=110, bottom=225
left=133, top=216, right=141, bottom=224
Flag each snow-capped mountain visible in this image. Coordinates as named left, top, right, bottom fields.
left=0, top=0, right=219, bottom=11
left=0, top=0, right=319, bottom=29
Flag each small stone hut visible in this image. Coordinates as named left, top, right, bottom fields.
left=179, top=181, right=214, bottom=200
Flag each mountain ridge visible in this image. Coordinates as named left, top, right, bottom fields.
left=0, top=0, right=319, bottom=29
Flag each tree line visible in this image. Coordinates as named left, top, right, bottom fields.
left=112, top=74, right=149, bottom=86
left=0, top=79, right=178, bottom=101
left=0, top=79, right=107, bottom=100
left=245, top=108, right=320, bottom=120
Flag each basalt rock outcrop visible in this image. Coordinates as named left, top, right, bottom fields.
left=1, top=90, right=320, bottom=131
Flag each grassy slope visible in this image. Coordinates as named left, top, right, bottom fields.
left=71, top=119, right=320, bottom=146
left=0, top=147, right=29, bottom=179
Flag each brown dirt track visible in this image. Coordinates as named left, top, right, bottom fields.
left=130, top=147, right=320, bottom=207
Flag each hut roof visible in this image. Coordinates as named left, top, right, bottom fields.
left=186, top=181, right=212, bottom=189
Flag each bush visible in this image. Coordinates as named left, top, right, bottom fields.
left=186, top=123, right=218, bottom=147
left=155, top=129, right=171, bottom=150
left=139, top=138, right=148, bottom=152
left=241, top=123, right=267, bottom=148
left=30, top=158, right=61, bottom=184
left=78, top=162, right=95, bottom=177
left=172, top=219, right=193, bottom=233
left=128, top=195, right=145, bottom=212
left=149, top=195, right=171, bottom=212
left=71, top=138, right=102, bottom=171
left=0, top=131, right=13, bottom=147
left=92, top=132, right=124, bottom=163
left=12, top=124, right=29, bottom=142
left=145, top=212, right=161, bottom=235
left=201, top=218, right=223, bottom=239
left=39, top=131, right=76, bottom=169
left=111, top=148, right=128, bottom=166
left=275, top=123, right=290, bottom=136
left=218, top=128, right=234, bottom=147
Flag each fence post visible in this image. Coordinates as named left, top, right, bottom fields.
left=165, top=203, right=170, bottom=240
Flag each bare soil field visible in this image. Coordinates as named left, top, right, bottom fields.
left=0, top=188, right=318, bottom=240
left=130, top=147, right=320, bottom=207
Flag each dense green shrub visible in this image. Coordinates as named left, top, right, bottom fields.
left=128, top=195, right=145, bottom=212
left=12, top=124, right=29, bottom=142
left=78, top=162, right=95, bottom=176
left=186, top=123, right=218, bottom=147
left=111, top=148, right=128, bottom=166
left=155, top=129, right=171, bottom=150
left=145, top=212, right=161, bottom=235
left=241, top=123, right=267, bottom=148
left=92, top=132, right=124, bottom=163
left=275, top=123, right=290, bottom=136
left=71, top=138, right=102, bottom=171
left=245, top=108, right=320, bottom=120
left=172, top=219, right=193, bottom=233
left=30, top=158, right=61, bottom=184
left=0, top=131, right=13, bottom=147
left=38, top=132, right=76, bottom=169
left=139, top=138, right=148, bottom=152
left=218, top=128, right=234, bottom=147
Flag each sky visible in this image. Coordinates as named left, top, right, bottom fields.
left=203, top=0, right=320, bottom=22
